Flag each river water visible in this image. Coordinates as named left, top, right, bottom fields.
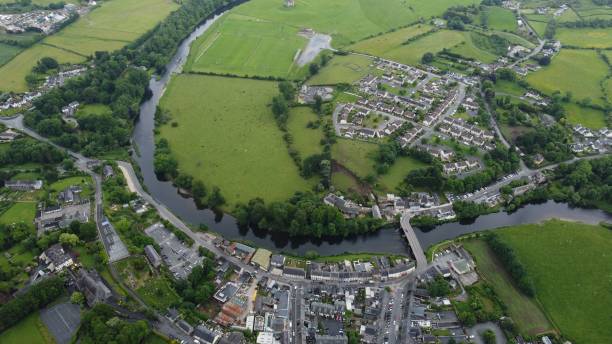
left=131, top=8, right=612, bottom=256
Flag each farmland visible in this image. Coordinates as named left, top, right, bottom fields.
left=494, top=220, right=612, bottom=344
left=287, top=106, right=324, bottom=158
left=555, top=28, right=612, bottom=49
left=307, top=54, right=376, bottom=85
left=526, top=49, right=607, bottom=105
left=482, top=6, right=517, bottom=32
left=463, top=240, right=553, bottom=336
left=0, top=0, right=178, bottom=92
left=159, top=74, right=312, bottom=207
left=563, top=102, right=607, bottom=129
left=0, top=202, right=37, bottom=228
left=348, top=24, right=434, bottom=57
left=331, top=138, right=378, bottom=178
left=0, top=43, right=22, bottom=67
left=376, top=156, right=427, bottom=192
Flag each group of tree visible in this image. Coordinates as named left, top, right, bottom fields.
left=77, top=304, right=150, bottom=344
left=485, top=233, right=535, bottom=296
left=558, top=17, right=612, bottom=28
left=173, top=259, right=216, bottom=307
left=443, top=5, right=479, bottom=30
left=515, top=124, right=572, bottom=165
left=0, top=138, right=65, bottom=166
left=547, top=157, right=612, bottom=209
left=234, top=192, right=383, bottom=238
left=0, top=276, right=65, bottom=332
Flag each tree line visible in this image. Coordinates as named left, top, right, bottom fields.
left=485, top=233, right=535, bottom=296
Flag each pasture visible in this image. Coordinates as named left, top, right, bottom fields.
left=483, top=6, right=517, bottom=32
left=563, top=103, right=606, bottom=129
left=0, top=44, right=84, bottom=92
left=331, top=138, right=377, bottom=177
left=0, top=43, right=22, bottom=67
left=496, top=220, right=612, bottom=344
left=0, top=202, right=37, bottom=228
left=376, top=156, right=427, bottom=192
left=287, top=106, right=324, bottom=158
left=307, top=54, right=376, bottom=85
left=185, top=13, right=306, bottom=78
left=159, top=74, right=312, bottom=207
left=463, top=240, right=553, bottom=336
left=555, top=28, right=612, bottom=49
left=348, top=24, right=434, bottom=57
left=526, top=49, right=607, bottom=105
left=449, top=32, right=499, bottom=63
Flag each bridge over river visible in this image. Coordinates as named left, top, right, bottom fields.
left=400, top=213, right=427, bottom=274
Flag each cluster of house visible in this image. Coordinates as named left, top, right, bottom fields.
left=4, top=179, right=43, bottom=191
left=323, top=193, right=370, bottom=218
left=415, top=144, right=454, bottom=162
left=0, top=5, right=77, bottom=34
left=61, top=101, right=80, bottom=126
left=379, top=193, right=456, bottom=221
left=35, top=184, right=91, bottom=236
left=336, top=103, right=407, bottom=140
left=298, top=85, right=333, bottom=104
left=169, top=308, right=248, bottom=344
left=0, top=65, right=86, bottom=113
left=396, top=126, right=423, bottom=148
left=144, top=223, right=202, bottom=279
left=442, top=158, right=481, bottom=176
left=438, top=117, right=496, bottom=150
left=571, top=125, right=612, bottom=154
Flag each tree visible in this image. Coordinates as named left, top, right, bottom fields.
left=278, top=81, right=295, bottom=101
left=421, top=52, right=434, bottom=64
left=70, top=291, right=84, bottom=305
left=59, top=233, right=79, bottom=247
left=482, top=329, right=496, bottom=344
left=309, top=63, right=320, bottom=75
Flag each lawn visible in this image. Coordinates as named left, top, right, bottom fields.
left=49, top=175, right=93, bottom=194
left=494, top=79, right=525, bottom=97
left=483, top=6, right=517, bottom=32
left=348, top=24, right=434, bottom=56
left=555, top=28, right=612, bottom=49
left=0, top=43, right=23, bottom=68
left=563, top=102, right=607, bottom=129
left=0, top=312, right=53, bottom=344
left=136, top=277, right=181, bottom=310
left=76, top=104, right=112, bottom=117
left=0, top=202, right=37, bottom=228
left=496, top=220, right=612, bottom=344
left=527, top=49, right=607, bottom=105
left=376, top=156, right=427, bottom=192
left=0, top=44, right=84, bottom=92
left=463, top=240, right=553, bottom=336
left=307, top=54, right=375, bottom=85
left=331, top=138, right=378, bottom=177
left=331, top=171, right=363, bottom=194
left=287, top=106, right=324, bottom=158
left=185, top=13, right=307, bottom=78
left=159, top=74, right=312, bottom=207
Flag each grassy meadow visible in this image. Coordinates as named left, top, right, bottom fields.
left=0, top=43, right=23, bottom=67
left=0, top=312, right=53, bottom=344
left=376, top=156, right=427, bottom=192
left=563, top=103, right=607, bottom=129
left=348, top=24, right=434, bottom=56
left=0, top=202, right=37, bottom=228
left=495, top=220, right=612, bottom=344
left=449, top=32, right=499, bottom=63
left=287, top=106, right=324, bottom=158
left=331, top=138, right=378, bottom=177
left=307, top=54, right=376, bottom=85
left=0, top=0, right=178, bottom=92
left=555, top=28, right=612, bottom=49
left=159, top=74, right=312, bottom=207
left=483, top=6, right=517, bottom=32
left=526, top=49, right=607, bottom=105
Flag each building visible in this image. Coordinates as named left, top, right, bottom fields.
left=214, top=282, right=239, bottom=303
left=36, top=202, right=91, bottom=234
left=58, top=185, right=82, bottom=204
left=103, top=165, right=114, bottom=179
left=0, top=129, right=20, bottom=143
left=144, top=245, right=162, bottom=268
left=270, top=254, right=285, bottom=268
left=193, top=324, right=220, bottom=344
left=283, top=266, right=306, bottom=279
left=323, top=193, right=362, bottom=217
left=4, top=180, right=43, bottom=191
left=76, top=269, right=112, bottom=306
left=251, top=248, right=272, bottom=271
left=40, top=243, right=74, bottom=272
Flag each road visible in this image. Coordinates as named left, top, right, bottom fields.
left=399, top=215, right=427, bottom=274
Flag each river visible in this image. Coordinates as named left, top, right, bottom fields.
left=131, top=8, right=612, bottom=256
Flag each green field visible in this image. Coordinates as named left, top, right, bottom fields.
left=463, top=240, right=553, bottom=336
left=159, top=74, right=312, bottom=207
left=0, top=312, right=52, bottom=344
left=307, top=54, right=375, bottom=85
left=0, top=44, right=84, bottom=92
left=526, top=18, right=548, bottom=37
left=0, top=43, right=22, bottom=67
left=494, top=79, right=525, bottom=97
left=0, top=202, right=37, bottom=228
left=0, top=0, right=178, bottom=92
left=331, top=138, right=377, bottom=177
left=348, top=24, right=434, bottom=57
left=563, top=102, right=607, bottom=129
left=483, top=6, right=517, bottom=32
left=287, top=106, right=324, bottom=158
left=76, top=103, right=112, bottom=117
left=527, top=49, right=607, bottom=105
left=376, top=156, right=427, bottom=191
left=449, top=32, right=499, bottom=63
left=556, top=28, right=612, bottom=48
left=495, top=220, right=612, bottom=344
left=185, top=13, right=306, bottom=78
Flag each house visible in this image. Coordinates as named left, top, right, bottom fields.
left=144, top=245, right=162, bottom=268
left=214, top=282, right=239, bottom=303
left=40, top=244, right=74, bottom=272
left=323, top=193, right=362, bottom=217
left=283, top=267, right=306, bottom=279
left=314, top=334, right=348, bottom=344
left=76, top=269, right=112, bottom=306
left=270, top=254, right=285, bottom=268
left=251, top=248, right=272, bottom=271
left=193, top=324, right=219, bottom=344
left=36, top=202, right=91, bottom=234
left=4, top=180, right=43, bottom=191
left=533, top=153, right=544, bottom=166
left=61, top=101, right=79, bottom=117
left=177, top=319, right=194, bottom=335
left=103, top=165, right=114, bottom=179
left=0, top=129, right=20, bottom=143
left=58, top=185, right=82, bottom=204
